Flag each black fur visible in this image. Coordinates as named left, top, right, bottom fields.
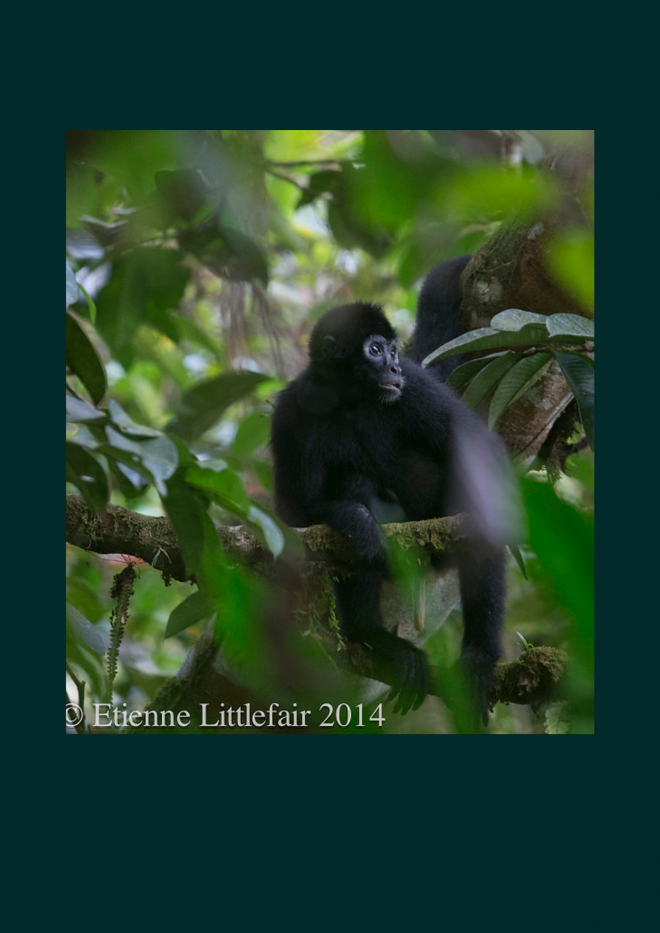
left=271, top=257, right=512, bottom=726
left=410, top=254, right=472, bottom=379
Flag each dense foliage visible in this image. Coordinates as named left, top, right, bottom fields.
left=66, top=130, right=594, bottom=734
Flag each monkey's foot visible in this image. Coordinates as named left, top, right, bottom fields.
left=362, top=629, right=430, bottom=715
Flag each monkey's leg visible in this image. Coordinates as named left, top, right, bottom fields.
left=456, top=548, right=506, bottom=727
left=334, top=572, right=430, bottom=714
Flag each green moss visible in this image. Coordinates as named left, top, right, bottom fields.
left=494, top=645, right=567, bottom=705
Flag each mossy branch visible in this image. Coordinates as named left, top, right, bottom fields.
left=65, top=494, right=566, bottom=708
left=65, top=494, right=468, bottom=581
left=334, top=638, right=567, bottom=710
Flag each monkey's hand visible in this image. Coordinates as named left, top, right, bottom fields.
left=350, top=512, right=391, bottom=574
left=453, top=650, right=497, bottom=731
left=362, top=629, right=430, bottom=715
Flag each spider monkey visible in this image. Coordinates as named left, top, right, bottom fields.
left=271, top=256, right=515, bottom=727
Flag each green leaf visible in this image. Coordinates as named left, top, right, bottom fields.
left=248, top=504, right=285, bottom=558
left=169, top=371, right=267, bottom=441
left=66, top=395, right=105, bottom=423
left=66, top=228, right=104, bottom=262
left=490, top=309, right=549, bottom=332
left=66, top=312, right=107, bottom=404
left=545, top=702, right=570, bottom=735
left=233, top=411, right=271, bottom=457
left=422, top=324, right=549, bottom=367
left=185, top=463, right=250, bottom=515
left=108, top=400, right=163, bottom=437
left=66, top=442, right=109, bottom=511
left=509, top=544, right=528, bottom=579
left=66, top=603, right=109, bottom=655
left=297, top=169, right=343, bottom=208
left=252, top=458, right=274, bottom=492
left=488, top=353, right=553, bottom=429
left=522, top=478, right=594, bottom=729
left=554, top=349, right=594, bottom=369
left=555, top=352, right=595, bottom=449
left=446, top=353, right=507, bottom=389
left=95, top=444, right=155, bottom=483
left=219, top=225, right=269, bottom=285
left=547, top=313, right=594, bottom=341
left=82, top=130, right=179, bottom=197
left=154, top=168, right=207, bottom=222
left=77, top=282, right=97, bottom=325
left=107, top=459, right=150, bottom=498
left=547, top=229, right=594, bottom=311
left=165, top=590, right=215, bottom=638
left=105, top=427, right=178, bottom=494
left=174, top=315, right=222, bottom=360
left=163, top=475, right=229, bottom=599
left=66, top=260, right=79, bottom=308
left=461, top=352, right=518, bottom=409
left=94, top=248, right=190, bottom=352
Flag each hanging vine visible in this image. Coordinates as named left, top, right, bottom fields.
left=106, top=562, right=137, bottom=701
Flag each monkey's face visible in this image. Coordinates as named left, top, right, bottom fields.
left=361, top=335, right=404, bottom=403
left=313, top=305, right=403, bottom=405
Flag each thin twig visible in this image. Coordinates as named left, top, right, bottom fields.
left=265, top=159, right=344, bottom=168
left=266, top=169, right=307, bottom=191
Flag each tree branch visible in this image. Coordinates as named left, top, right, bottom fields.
left=65, top=494, right=468, bottom=581
left=336, top=638, right=566, bottom=710
left=66, top=495, right=566, bottom=709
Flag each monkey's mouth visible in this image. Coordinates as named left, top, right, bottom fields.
left=379, top=382, right=403, bottom=402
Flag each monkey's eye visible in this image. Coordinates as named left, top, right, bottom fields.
left=390, top=347, right=396, bottom=358
left=370, top=343, right=382, bottom=356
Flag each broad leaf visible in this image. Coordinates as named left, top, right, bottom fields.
left=66, top=260, right=79, bottom=307
left=95, top=444, right=156, bottom=482
left=185, top=463, right=250, bottom=515
left=107, top=459, right=150, bottom=498
left=163, top=475, right=228, bottom=599
left=252, top=458, right=274, bottom=492
left=446, top=353, right=507, bottom=389
left=66, top=442, right=109, bottom=511
left=105, top=427, right=178, bottom=493
left=66, top=312, right=107, bottom=404
left=66, top=603, right=109, bottom=655
left=94, top=248, right=190, bottom=352
left=66, top=228, right=104, bottom=262
left=555, top=352, right=595, bottom=449
left=108, top=400, right=163, bottom=437
left=66, top=395, right=106, bottom=423
left=554, top=349, right=594, bottom=369
left=248, top=504, right=285, bottom=558
left=423, top=324, right=549, bottom=366
left=154, top=168, right=207, bottom=222
left=490, top=309, right=549, bottom=331
left=488, top=353, right=553, bottom=429
left=169, top=371, right=267, bottom=441
left=547, top=313, right=594, bottom=341
left=461, top=352, right=518, bottom=409
left=165, top=590, right=215, bottom=638
left=233, top=411, right=271, bottom=457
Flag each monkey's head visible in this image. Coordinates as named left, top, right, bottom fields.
left=309, top=303, right=404, bottom=403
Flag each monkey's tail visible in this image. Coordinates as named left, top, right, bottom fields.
left=408, top=254, right=472, bottom=381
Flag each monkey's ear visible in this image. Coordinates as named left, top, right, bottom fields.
left=321, top=335, right=339, bottom=359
